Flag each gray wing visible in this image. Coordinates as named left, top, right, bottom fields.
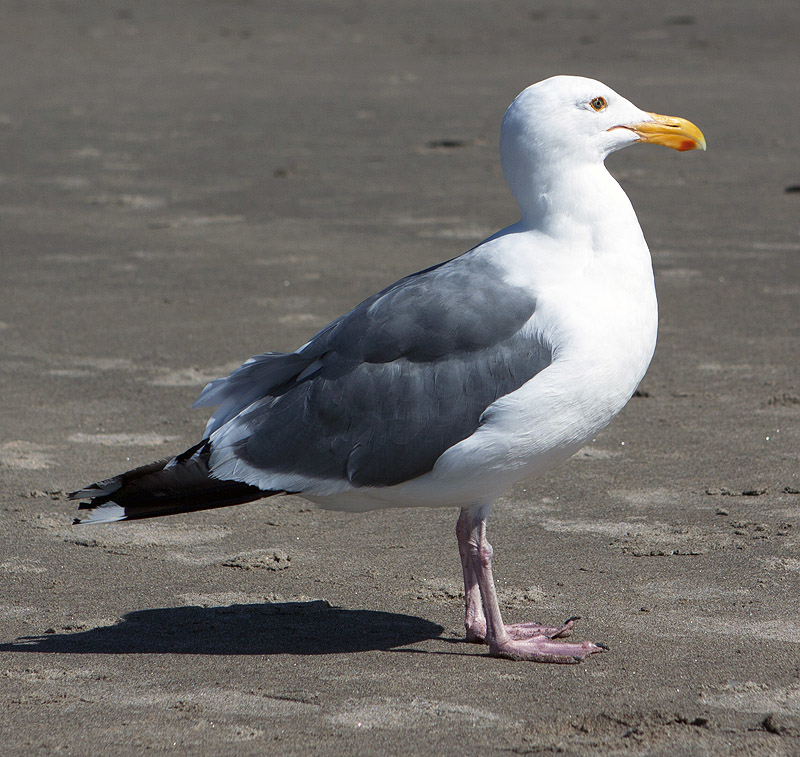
left=196, top=252, right=551, bottom=490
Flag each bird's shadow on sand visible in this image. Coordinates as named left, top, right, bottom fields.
left=0, top=601, right=444, bottom=656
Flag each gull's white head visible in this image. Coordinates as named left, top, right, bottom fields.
left=500, top=76, right=706, bottom=217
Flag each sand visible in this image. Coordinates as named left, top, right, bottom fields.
left=1, top=1, right=798, bottom=753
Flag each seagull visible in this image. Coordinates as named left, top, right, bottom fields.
left=70, top=76, right=705, bottom=663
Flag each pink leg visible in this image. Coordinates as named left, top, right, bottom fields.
left=456, top=508, right=487, bottom=642
left=456, top=509, right=579, bottom=642
left=457, top=506, right=606, bottom=663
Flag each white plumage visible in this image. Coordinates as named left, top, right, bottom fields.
left=71, top=75, right=705, bottom=662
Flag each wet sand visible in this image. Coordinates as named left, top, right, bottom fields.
left=1, top=1, right=799, bottom=753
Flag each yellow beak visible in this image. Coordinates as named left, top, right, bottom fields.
left=618, top=112, right=707, bottom=152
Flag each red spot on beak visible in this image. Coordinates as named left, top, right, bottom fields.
left=679, top=140, right=696, bottom=152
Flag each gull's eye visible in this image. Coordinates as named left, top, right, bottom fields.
left=590, top=96, right=607, bottom=112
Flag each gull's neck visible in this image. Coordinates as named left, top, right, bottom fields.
left=515, top=161, right=643, bottom=253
